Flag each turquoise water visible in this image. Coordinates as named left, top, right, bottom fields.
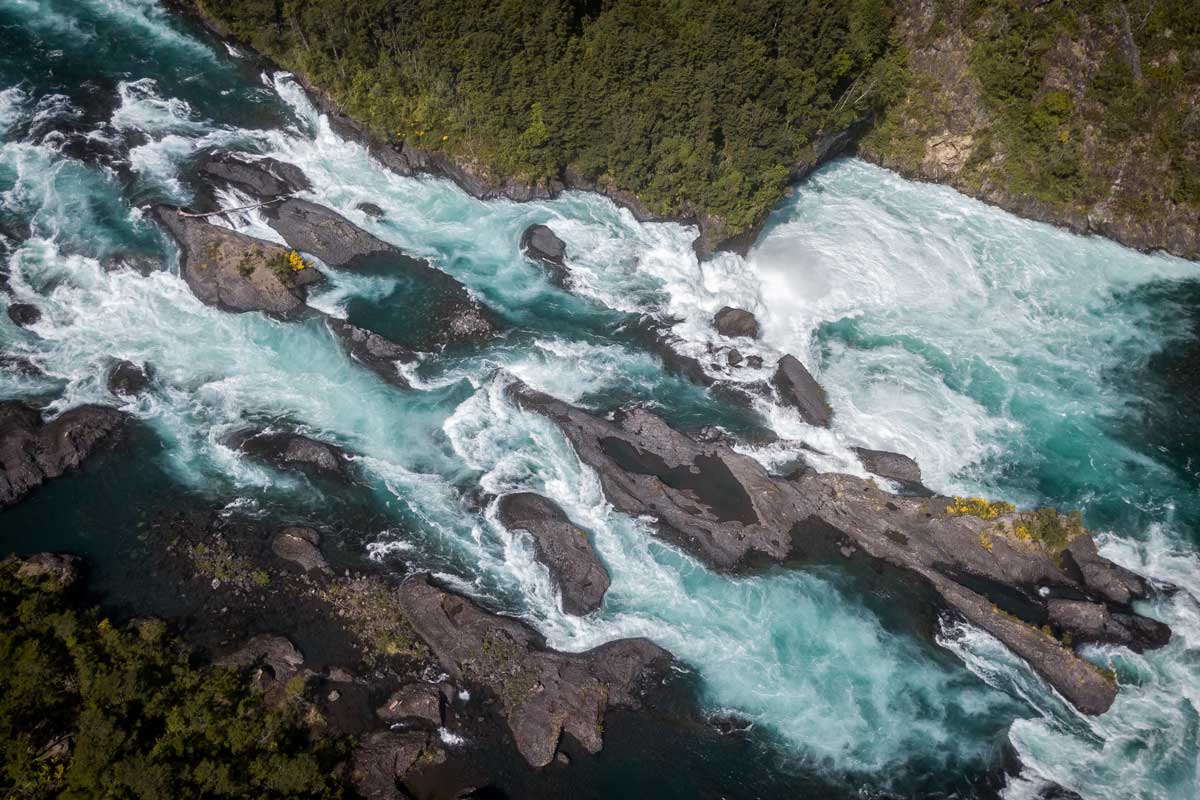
left=1, top=2, right=1198, bottom=798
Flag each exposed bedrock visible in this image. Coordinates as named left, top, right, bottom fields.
left=326, top=317, right=416, bottom=388
left=853, top=446, right=931, bottom=495
left=229, top=428, right=355, bottom=483
left=194, top=150, right=311, bottom=199
left=0, top=402, right=127, bottom=508
left=398, top=574, right=671, bottom=767
left=519, top=224, right=570, bottom=287
left=771, top=354, right=832, bottom=427
left=508, top=380, right=1168, bottom=715
left=150, top=205, right=322, bottom=318
left=497, top=492, right=611, bottom=615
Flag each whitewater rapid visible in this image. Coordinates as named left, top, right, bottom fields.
left=2, top=2, right=1198, bottom=798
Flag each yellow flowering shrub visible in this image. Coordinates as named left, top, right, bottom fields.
left=287, top=250, right=307, bottom=271
left=946, top=496, right=1015, bottom=519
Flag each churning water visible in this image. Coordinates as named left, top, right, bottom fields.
left=1, top=2, right=1197, bottom=798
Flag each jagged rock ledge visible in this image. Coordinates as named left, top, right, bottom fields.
left=507, top=379, right=1169, bottom=715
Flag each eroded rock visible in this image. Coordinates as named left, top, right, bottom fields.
left=15, top=553, right=82, bottom=588
left=7, top=302, right=41, bottom=328
left=771, top=355, right=831, bottom=427
left=352, top=730, right=444, bottom=800
left=376, top=683, right=443, bottom=728
left=271, top=526, right=330, bottom=573
left=231, top=428, right=353, bottom=482
left=497, top=492, right=610, bottom=615
left=327, top=318, right=416, bottom=388
left=0, top=402, right=126, bottom=508
left=195, top=151, right=311, bottom=198
left=853, top=447, right=929, bottom=494
left=520, top=224, right=569, bottom=286
left=151, top=205, right=322, bottom=318
left=107, top=359, right=152, bottom=397
left=398, top=574, right=670, bottom=767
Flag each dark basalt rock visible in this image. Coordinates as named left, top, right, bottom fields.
left=508, top=380, right=1168, bottom=716
left=230, top=428, right=353, bottom=482
left=271, top=526, right=330, bottom=573
left=262, top=198, right=395, bottom=267
left=519, top=224, right=569, bottom=287
left=327, top=318, right=416, bottom=388
left=376, top=683, right=444, bottom=728
left=0, top=354, right=42, bottom=376
left=357, top=202, right=385, bottom=218
left=7, top=302, right=41, bottom=328
left=853, top=447, right=931, bottom=495
left=151, top=205, right=322, bottom=318
left=352, top=730, right=444, bottom=800
left=497, top=492, right=610, bottom=615
left=0, top=402, right=127, bottom=508
left=771, top=354, right=831, bottom=427
left=397, top=574, right=671, bottom=767
left=107, top=359, right=152, bottom=397
left=195, top=151, right=311, bottom=199
left=215, top=633, right=306, bottom=702
left=712, top=306, right=760, bottom=339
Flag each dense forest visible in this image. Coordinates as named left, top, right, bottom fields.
left=194, top=0, right=906, bottom=248
left=190, top=0, right=1198, bottom=256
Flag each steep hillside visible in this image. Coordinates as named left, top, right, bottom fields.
left=858, top=0, right=1199, bottom=259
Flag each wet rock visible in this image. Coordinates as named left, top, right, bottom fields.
left=230, top=428, right=353, bottom=482
left=771, top=355, right=831, bottom=427
left=0, top=402, right=127, bottom=508
left=327, top=318, right=416, bottom=388
left=271, top=526, right=330, bottom=573
left=746, top=355, right=764, bottom=369
left=377, top=683, right=443, bottom=727
left=712, top=307, right=760, bottom=339
left=519, top=224, right=569, bottom=286
left=726, top=348, right=743, bottom=367
left=352, top=730, right=443, bottom=800
left=852, top=447, right=930, bottom=494
left=0, top=354, right=42, bottom=375
left=15, top=553, right=82, bottom=588
left=262, top=198, right=395, bottom=267
left=509, top=380, right=1168, bottom=716
left=107, top=359, right=152, bottom=397
left=357, top=202, right=385, bottom=218
left=497, top=492, right=610, bottom=615
left=398, top=574, right=671, bottom=767
left=7, top=302, right=41, bottom=328
left=151, top=205, right=322, bottom=319
left=195, top=151, right=311, bottom=198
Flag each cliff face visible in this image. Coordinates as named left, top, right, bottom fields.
left=858, top=0, right=1200, bottom=260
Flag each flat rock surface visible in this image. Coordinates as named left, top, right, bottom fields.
left=152, top=205, right=322, bottom=318
left=497, top=492, right=610, bottom=615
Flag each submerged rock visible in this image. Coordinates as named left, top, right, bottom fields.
left=230, top=428, right=353, bottom=482
left=271, top=526, right=330, bottom=574
left=509, top=380, right=1168, bottom=715
left=771, top=355, right=831, bottom=427
left=356, top=201, right=385, bottom=218
left=497, top=492, right=610, bottom=615
left=397, top=574, right=670, bottom=767
left=327, top=318, right=416, bottom=388
left=7, top=302, right=41, bottom=328
left=151, top=205, right=322, bottom=318
left=712, top=306, right=760, bottom=339
left=0, top=402, right=126, bottom=508
left=107, top=359, right=152, bottom=397
left=519, top=224, right=569, bottom=287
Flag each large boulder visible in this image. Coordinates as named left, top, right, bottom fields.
left=230, top=428, right=353, bottom=482
left=327, top=318, right=415, bottom=388
left=107, top=359, right=153, bottom=397
left=215, top=634, right=306, bottom=702
left=7, top=302, right=41, bottom=328
left=351, top=730, right=444, bottom=800
left=0, top=402, right=127, bottom=508
left=852, top=447, right=929, bottom=494
left=712, top=307, right=760, bottom=339
left=271, top=526, right=330, bottom=573
left=497, top=492, right=610, bottom=615
left=519, top=224, right=569, bottom=286
left=397, top=574, right=671, bottom=767
left=262, top=198, right=394, bottom=268
left=376, top=683, right=444, bottom=728
left=151, top=205, right=322, bottom=318
left=195, top=151, right=311, bottom=199
left=771, top=355, right=831, bottom=427
left=509, top=380, right=1169, bottom=716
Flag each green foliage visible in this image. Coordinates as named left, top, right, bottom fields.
left=0, top=558, right=349, bottom=799
left=1012, top=507, right=1085, bottom=552
left=196, top=0, right=902, bottom=238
